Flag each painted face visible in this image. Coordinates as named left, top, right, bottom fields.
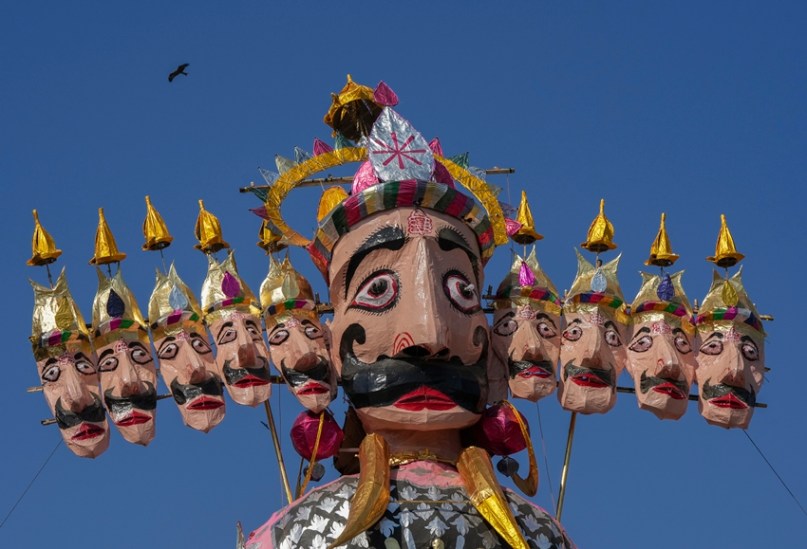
left=558, top=309, right=628, bottom=414
left=328, top=208, right=489, bottom=433
left=626, top=316, right=696, bottom=420
left=210, top=310, right=271, bottom=407
left=267, top=314, right=336, bottom=413
left=154, top=324, right=225, bottom=432
left=96, top=330, right=158, bottom=445
left=491, top=304, right=561, bottom=402
left=37, top=339, right=110, bottom=458
left=695, top=323, right=764, bottom=429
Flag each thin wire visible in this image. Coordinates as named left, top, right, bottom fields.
left=0, top=439, right=61, bottom=529
left=535, top=402, right=557, bottom=514
left=743, top=430, right=807, bottom=518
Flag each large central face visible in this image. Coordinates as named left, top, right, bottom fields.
left=558, top=308, right=628, bottom=414
left=328, top=207, right=489, bottom=433
left=626, top=314, right=696, bottom=420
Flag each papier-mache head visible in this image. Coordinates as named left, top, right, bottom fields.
left=31, top=270, right=110, bottom=458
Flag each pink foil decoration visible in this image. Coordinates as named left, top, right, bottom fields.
left=222, top=271, right=241, bottom=298
left=428, top=137, right=444, bottom=156
left=290, top=410, right=344, bottom=460
left=469, top=403, right=528, bottom=456
left=313, top=138, right=333, bottom=156
left=519, top=261, right=536, bottom=287
left=351, top=160, right=379, bottom=194
left=373, top=81, right=399, bottom=106
left=505, top=218, right=522, bottom=237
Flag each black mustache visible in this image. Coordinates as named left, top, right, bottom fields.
left=563, top=362, right=615, bottom=386
left=104, top=382, right=158, bottom=415
left=222, top=359, right=271, bottom=385
left=639, top=371, right=688, bottom=395
left=339, top=323, right=488, bottom=413
left=55, top=395, right=106, bottom=429
left=702, top=380, right=756, bottom=406
left=170, top=376, right=224, bottom=405
left=281, top=358, right=330, bottom=388
left=508, top=360, right=554, bottom=378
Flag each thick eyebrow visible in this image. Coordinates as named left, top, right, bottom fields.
left=740, top=335, right=758, bottom=346
left=157, top=336, right=176, bottom=352
left=704, top=332, right=723, bottom=340
left=629, top=327, right=651, bottom=341
left=672, top=327, right=687, bottom=336
left=98, top=348, right=114, bottom=360
left=437, top=228, right=479, bottom=277
left=216, top=321, right=234, bottom=339
left=604, top=320, right=620, bottom=331
left=345, top=226, right=406, bottom=297
left=534, top=312, right=557, bottom=328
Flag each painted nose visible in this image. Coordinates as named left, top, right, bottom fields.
left=653, top=337, right=679, bottom=375
left=237, top=343, right=256, bottom=365
left=185, top=356, right=208, bottom=384
left=515, top=322, right=543, bottom=361
left=63, top=367, right=94, bottom=412
left=118, top=356, right=145, bottom=396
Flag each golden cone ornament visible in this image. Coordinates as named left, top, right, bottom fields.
left=257, top=220, right=286, bottom=254
left=194, top=199, right=230, bottom=254
left=581, top=198, right=617, bottom=253
left=89, top=208, right=126, bottom=265
left=317, top=186, right=349, bottom=222
left=27, top=209, right=62, bottom=266
left=707, top=214, right=744, bottom=268
left=511, top=190, right=543, bottom=244
left=646, top=212, right=679, bottom=267
left=142, top=195, right=173, bottom=251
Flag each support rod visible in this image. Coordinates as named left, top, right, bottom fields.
left=556, top=412, right=578, bottom=521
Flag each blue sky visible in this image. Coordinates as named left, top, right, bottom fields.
left=2, top=2, right=806, bottom=547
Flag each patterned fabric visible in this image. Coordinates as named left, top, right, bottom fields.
left=246, top=462, right=574, bottom=549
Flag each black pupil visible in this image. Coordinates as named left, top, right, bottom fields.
left=460, top=283, right=472, bottom=298
left=369, top=279, right=387, bottom=297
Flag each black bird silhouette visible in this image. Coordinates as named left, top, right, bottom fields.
left=168, top=63, right=189, bottom=82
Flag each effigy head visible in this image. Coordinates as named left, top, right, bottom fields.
left=558, top=250, right=629, bottom=414
left=627, top=271, right=696, bottom=420
left=492, top=248, right=562, bottom=402
left=30, top=270, right=110, bottom=458
left=149, top=263, right=225, bottom=432
left=92, top=267, right=157, bottom=445
left=695, top=269, right=765, bottom=428
left=260, top=255, right=335, bottom=413
left=201, top=250, right=271, bottom=407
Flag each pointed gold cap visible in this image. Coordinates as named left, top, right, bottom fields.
left=257, top=219, right=287, bottom=254
left=646, top=213, right=679, bottom=267
left=30, top=269, right=90, bottom=358
left=89, top=208, right=127, bottom=265
left=200, top=250, right=260, bottom=323
left=27, top=209, right=63, bottom=266
left=91, top=267, right=148, bottom=346
left=323, top=75, right=380, bottom=140
left=630, top=271, right=694, bottom=333
left=706, top=214, right=744, bottom=268
left=494, top=247, right=561, bottom=314
left=148, top=263, right=204, bottom=337
left=194, top=199, right=230, bottom=254
left=142, top=196, right=174, bottom=251
left=581, top=198, right=617, bottom=253
left=260, top=256, right=317, bottom=329
left=511, top=191, right=543, bottom=245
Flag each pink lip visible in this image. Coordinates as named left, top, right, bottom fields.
left=233, top=376, right=270, bottom=388
left=518, top=365, right=551, bottom=379
left=710, top=393, right=748, bottom=409
left=394, top=387, right=457, bottom=411
left=298, top=382, right=329, bottom=395
left=188, top=397, right=224, bottom=410
left=571, top=374, right=609, bottom=388
left=72, top=423, right=105, bottom=441
left=116, top=411, right=152, bottom=426
left=652, top=382, right=686, bottom=400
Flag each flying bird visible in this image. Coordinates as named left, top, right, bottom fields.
left=168, top=63, right=189, bottom=82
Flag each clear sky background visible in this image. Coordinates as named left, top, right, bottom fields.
left=2, top=2, right=805, bottom=548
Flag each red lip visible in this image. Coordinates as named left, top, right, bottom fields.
left=233, top=376, right=270, bottom=388
left=652, top=382, right=686, bottom=400
left=394, top=387, right=457, bottom=411
left=188, top=397, right=224, bottom=410
left=72, top=423, right=105, bottom=441
left=571, top=374, right=609, bottom=388
left=518, top=365, right=552, bottom=379
left=298, top=382, right=329, bottom=395
left=116, top=411, right=152, bottom=426
left=710, top=393, right=748, bottom=409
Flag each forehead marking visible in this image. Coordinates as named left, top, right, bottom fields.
left=516, top=304, right=536, bottom=320
left=651, top=321, right=672, bottom=335
left=406, top=209, right=433, bottom=236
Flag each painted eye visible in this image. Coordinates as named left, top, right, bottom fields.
left=75, top=359, right=96, bottom=375
left=42, top=364, right=61, bottom=382
left=191, top=336, right=212, bottom=354
left=537, top=321, right=557, bottom=339
left=98, top=355, right=119, bottom=372
left=443, top=271, right=480, bottom=314
left=304, top=325, right=323, bottom=340
left=246, top=321, right=263, bottom=341
left=218, top=328, right=237, bottom=345
left=159, top=342, right=179, bottom=360
left=563, top=326, right=583, bottom=342
left=130, top=345, right=153, bottom=365
left=493, top=318, right=518, bottom=337
left=674, top=334, right=692, bottom=354
left=352, top=270, right=399, bottom=312
left=629, top=335, right=653, bottom=353
left=741, top=341, right=759, bottom=361
left=605, top=329, right=622, bottom=347
left=269, top=329, right=289, bottom=345
left=700, top=339, right=723, bottom=356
